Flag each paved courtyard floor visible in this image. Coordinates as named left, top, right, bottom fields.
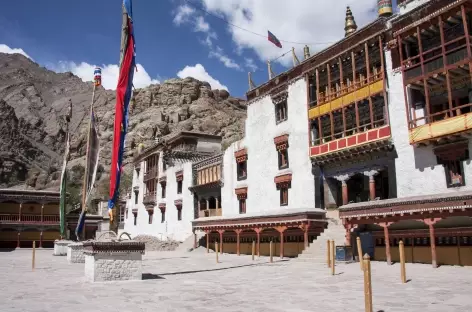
left=0, top=249, right=471, bottom=312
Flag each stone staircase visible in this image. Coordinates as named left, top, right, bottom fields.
left=297, top=210, right=347, bottom=262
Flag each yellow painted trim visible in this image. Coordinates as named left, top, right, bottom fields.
left=308, top=79, right=384, bottom=119
left=409, top=113, right=472, bottom=144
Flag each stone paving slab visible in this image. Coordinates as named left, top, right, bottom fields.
left=0, top=250, right=471, bottom=312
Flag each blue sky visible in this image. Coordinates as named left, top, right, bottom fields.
left=0, top=0, right=395, bottom=97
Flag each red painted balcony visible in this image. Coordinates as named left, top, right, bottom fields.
left=0, top=214, right=60, bottom=224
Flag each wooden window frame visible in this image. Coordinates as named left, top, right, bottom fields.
left=279, top=186, right=289, bottom=206
left=177, top=180, right=183, bottom=194
left=275, top=173, right=292, bottom=207
left=275, top=99, right=288, bottom=124
left=239, top=198, right=246, bottom=214
left=444, top=160, right=466, bottom=188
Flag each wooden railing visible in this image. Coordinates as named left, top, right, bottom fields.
left=198, top=208, right=222, bottom=218
left=0, top=214, right=59, bottom=223
left=143, top=192, right=157, bottom=205
left=143, top=168, right=158, bottom=181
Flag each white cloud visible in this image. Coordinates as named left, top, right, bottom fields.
left=209, top=46, right=241, bottom=70
left=244, top=57, right=258, bottom=71
left=0, top=44, right=33, bottom=60
left=177, top=64, right=228, bottom=91
left=55, top=61, right=159, bottom=90
left=173, top=4, right=196, bottom=25
left=199, top=0, right=379, bottom=66
left=195, top=16, right=210, bottom=32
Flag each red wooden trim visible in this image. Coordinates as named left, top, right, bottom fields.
left=158, top=203, right=166, bottom=210
left=234, top=148, right=247, bottom=159
left=274, top=173, right=292, bottom=184
left=274, top=134, right=289, bottom=145
left=174, top=199, right=183, bottom=206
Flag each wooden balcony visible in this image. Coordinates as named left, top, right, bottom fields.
left=409, top=113, right=472, bottom=145
left=0, top=214, right=60, bottom=224
left=310, top=125, right=392, bottom=159
left=142, top=192, right=157, bottom=207
left=198, top=208, right=222, bottom=218
left=143, top=168, right=158, bottom=181
left=309, top=78, right=384, bottom=119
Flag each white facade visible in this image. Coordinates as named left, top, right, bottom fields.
left=385, top=6, right=472, bottom=198
left=221, top=77, right=317, bottom=216
left=124, top=150, right=194, bottom=242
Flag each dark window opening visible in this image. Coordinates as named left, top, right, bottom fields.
left=177, top=208, right=182, bottom=221
left=275, top=100, right=288, bottom=123
left=280, top=187, right=289, bottom=206
left=148, top=213, right=153, bottom=224
left=134, top=191, right=138, bottom=205
left=239, top=199, right=246, bottom=214
left=133, top=214, right=137, bottom=226
left=161, top=210, right=165, bottom=223
left=177, top=180, right=183, bottom=194
left=237, top=161, right=247, bottom=181
left=278, top=149, right=289, bottom=169
left=161, top=183, right=166, bottom=198
left=444, top=160, right=466, bottom=188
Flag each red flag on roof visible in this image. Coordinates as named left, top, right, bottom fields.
left=268, top=30, right=282, bottom=48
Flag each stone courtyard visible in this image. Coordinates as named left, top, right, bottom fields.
left=0, top=249, right=471, bottom=312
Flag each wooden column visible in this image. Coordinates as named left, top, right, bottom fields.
left=378, top=222, right=393, bottom=265
left=438, top=16, right=453, bottom=114
left=18, top=203, right=22, bottom=222
left=235, top=229, right=242, bottom=256
left=365, top=42, right=374, bottom=127
left=17, top=232, right=20, bottom=248
left=315, top=68, right=320, bottom=104
left=301, top=223, right=310, bottom=248
left=218, top=230, right=224, bottom=254
left=39, top=232, right=43, bottom=248
left=41, top=203, right=44, bottom=223
left=193, top=230, right=197, bottom=249
left=335, top=174, right=351, bottom=206
left=364, top=170, right=378, bottom=201
left=415, top=29, right=431, bottom=123
left=379, top=36, right=389, bottom=125
left=344, top=223, right=352, bottom=246
left=339, top=57, right=344, bottom=94
left=215, top=197, right=219, bottom=209
left=206, top=231, right=209, bottom=253
left=352, top=51, right=360, bottom=130
left=422, top=218, right=442, bottom=268
left=276, top=226, right=287, bottom=259
left=255, top=228, right=262, bottom=257
left=461, top=5, right=472, bottom=84
left=197, top=197, right=201, bottom=216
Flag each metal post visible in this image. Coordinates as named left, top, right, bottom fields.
left=252, top=241, right=255, bottom=261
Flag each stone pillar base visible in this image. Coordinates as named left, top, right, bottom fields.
left=83, top=241, right=145, bottom=282
left=53, top=240, right=73, bottom=256
left=67, top=242, right=85, bottom=263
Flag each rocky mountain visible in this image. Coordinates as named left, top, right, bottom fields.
left=0, top=52, right=246, bottom=191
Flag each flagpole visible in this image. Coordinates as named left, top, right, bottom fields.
left=79, top=83, right=96, bottom=240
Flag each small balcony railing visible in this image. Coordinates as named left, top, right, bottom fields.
left=143, top=192, right=157, bottom=206
left=143, top=168, right=158, bottom=181
left=0, top=214, right=60, bottom=224
left=198, top=208, right=222, bottom=218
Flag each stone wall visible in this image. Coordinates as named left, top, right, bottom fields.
left=67, top=243, right=85, bottom=263
left=84, top=252, right=142, bottom=282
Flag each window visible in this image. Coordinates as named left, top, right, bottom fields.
left=177, top=207, right=182, bottom=221
left=275, top=100, right=288, bottom=123
left=239, top=199, right=246, bottom=214
left=237, top=160, right=247, bottom=181
left=161, top=183, right=166, bottom=198
left=280, top=186, right=289, bottom=206
left=278, top=148, right=289, bottom=169
left=161, top=210, right=165, bottom=223
left=177, top=180, right=183, bottom=194
left=134, top=191, right=138, bottom=205
left=148, top=212, right=153, bottom=224
left=444, top=160, right=465, bottom=188
left=133, top=213, right=137, bottom=226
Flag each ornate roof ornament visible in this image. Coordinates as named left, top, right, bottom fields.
left=303, top=45, right=310, bottom=60
left=344, top=6, right=358, bottom=37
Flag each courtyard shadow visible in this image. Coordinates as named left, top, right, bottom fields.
left=0, top=248, right=16, bottom=252
left=142, top=273, right=166, bottom=280
left=158, top=259, right=289, bottom=276
left=146, top=256, right=190, bottom=261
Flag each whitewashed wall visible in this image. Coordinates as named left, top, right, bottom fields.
left=221, top=78, right=316, bottom=216
left=385, top=44, right=472, bottom=198
left=124, top=152, right=194, bottom=242
left=398, top=0, right=430, bottom=14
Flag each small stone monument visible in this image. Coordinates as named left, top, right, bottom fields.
left=83, top=233, right=145, bottom=282
left=67, top=242, right=85, bottom=263
left=53, top=239, right=73, bottom=256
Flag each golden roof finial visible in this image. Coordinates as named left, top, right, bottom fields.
left=344, top=6, right=358, bottom=37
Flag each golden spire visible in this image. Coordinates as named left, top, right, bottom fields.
left=344, top=6, right=358, bottom=37
left=303, top=45, right=310, bottom=60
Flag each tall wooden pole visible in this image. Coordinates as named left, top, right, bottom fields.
left=327, top=240, right=331, bottom=268
left=399, top=240, right=406, bottom=283
left=357, top=237, right=364, bottom=271
left=215, top=242, right=219, bottom=263
left=32, top=241, right=36, bottom=271
left=252, top=241, right=255, bottom=260
left=331, top=240, right=335, bottom=275
left=270, top=241, right=273, bottom=263
left=363, top=254, right=373, bottom=312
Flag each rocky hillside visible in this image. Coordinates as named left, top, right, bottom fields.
left=0, top=52, right=246, bottom=191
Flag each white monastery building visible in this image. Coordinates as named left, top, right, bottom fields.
left=124, top=0, right=472, bottom=266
